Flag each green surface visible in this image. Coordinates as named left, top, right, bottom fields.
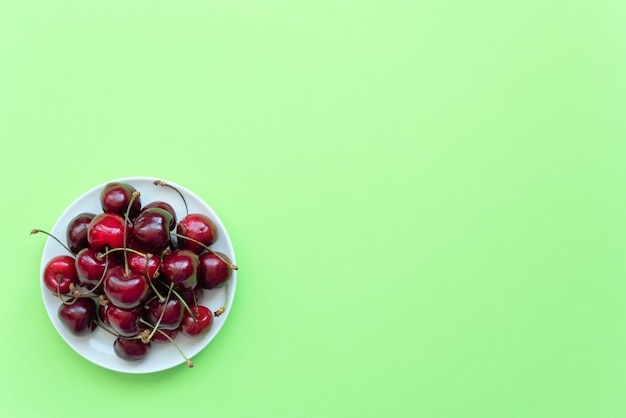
left=2, top=1, right=626, bottom=417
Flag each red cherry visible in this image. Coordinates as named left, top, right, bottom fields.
left=161, top=249, right=198, bottom=290
left=142, top=201, right=177, bottom=230
left=103, top=265, right=150, bottom=309
left=113, top=338, right=150, bottom=361
left=87, top=212, right=130, bottom=251
left=43, top=255, right=78, bottom=295
left=100, top=182, right=142, bottom=219
left=176, top=214, right=218, bottom=254
left=150, top=328, right=178, bottom=344
left=131, top=208, right=172, bottom=254
left=180, top=305, right=213, bottom=337
left=66, top=213, right=95, bottom=254
left=127, top=251, right=161, bottom=280
left=106, top=304, right=143, bottom=337
left=75, top=247, right=109, bottom=287
left=198, top=252, right=233, bottom=289
left=58, top=298, right=97, bottom=336
left=145, top=298, right=184, bottom=330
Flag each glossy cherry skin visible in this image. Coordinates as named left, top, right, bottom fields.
left=176, top=214, right=218, bottom=254
left=198, top=252, right=232, bottom=289
left=66, top=212, right=95, bottom=254
left=127, top=251, right=161, bottom=280
left=58, top=297, right=97, bottom=336
left=43, top=255, right=78, bottom=295
left=131, top=208, right=172, bottom=254
left=161, top=249, right=198, bottom=290
left=106, top=304, right=143, bottom=337
left=180, top=305, right=213, bottom=337
left=100, top=182, right=142, bottom=219
left=150, top=327, right=178, bottom=344
left=142, top=201, right=177, bottom=230
left=75, top=247, right=109, bottom=287
left=87, top=212, right=130, bottom=251
left=144, top=298, right=184, bottom=330
left=103, top=265, right=150, bottom=309
left=113, top=338, right=150, bottom=361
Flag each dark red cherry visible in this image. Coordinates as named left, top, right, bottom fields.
left=198, top=252, right=233, bottom=289
left=107, top=304, right=143, bottom=337
left=100, top=182, right=142, bottom=218
left=176, top=214, right=218, bottom=253
left=161, top=249, right=198, bottom=290
left=58, top=298, right=97, bottom=336
left=144, top=298, right=184, bottom=330
left=142, top=201, right=177, bottom=230
left=150, top=327, right=178, bottom=344
left=127, top=251, right=161, bottom=280
left=43, top=255, right=78, bottom=295
left=75, top=247, right=109, bottom=287
left=66, top=213, right=95, bottom=254
left=180, top=305, right=213, bottom=337
left=87, top=212, right=130, bottom=251
left=132, top=208, right=173, bottom=254
left=113, top=338, right=150, bottom=361
left=103, top=265, right=150, bottom=309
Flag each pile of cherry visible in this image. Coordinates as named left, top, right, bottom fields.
left=33, top=181, right=237, bottom=367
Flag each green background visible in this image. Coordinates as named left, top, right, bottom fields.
left=2, top=1, right=626, bottom=417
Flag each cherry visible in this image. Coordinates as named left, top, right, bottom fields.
left=142, top=201, right=177, bottom=230
left=198, top=251, right=233, bottom=289
left=66, top=213, right=95, bottom=254
left=87, top=212, right=130, bottom=252
left=75, top=247, right=109, bottom=287
left=161, top=249, right=198, bottom=290
left=176, top=214, right=218, bottom=254
left=127, top=251, right=160, bottom=280
left=43, top=255, right=78, bottom=295
left=58, top=297, right=97, bottom=336
left=113, top=338, right=150, bottom=361
left=106, top=304, right=143, bottom=337
left=150, top=328, right=178, bottom=344
left=103, top=265, right=150, bottom=309
left=132, top=208, right=172, bottom=254
left=100, top=182, right=142, bottom=219
left=180, top=305, right=213, bottom=337
left=145, top=297, right=184, bottom=330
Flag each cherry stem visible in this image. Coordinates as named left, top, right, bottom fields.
left=59, top=289, right=77, bottom=305
left=98, top=247, right=165, bottom=300
left=153, top=179, right=188, bottom=217
left=123, top=191, right=141, bottom=275
left=151, top=280, right=197, bottom=321
left=98, top=246, right=149, bottom=262
left=150, top=280, right=166, bottom=302
left=139, top=319, right=194, bottom=368
left=30, top=229, right=73, bottom=255
left=73, top=251, right=110, bottom=298
left=146, top=282, right=174, bottom=342
left=214, top=282, right=228, bottom=317
left=172, top=232, right=238, bottom=270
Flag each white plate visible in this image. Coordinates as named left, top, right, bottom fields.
left=39, top=177, right=237, bottom=373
